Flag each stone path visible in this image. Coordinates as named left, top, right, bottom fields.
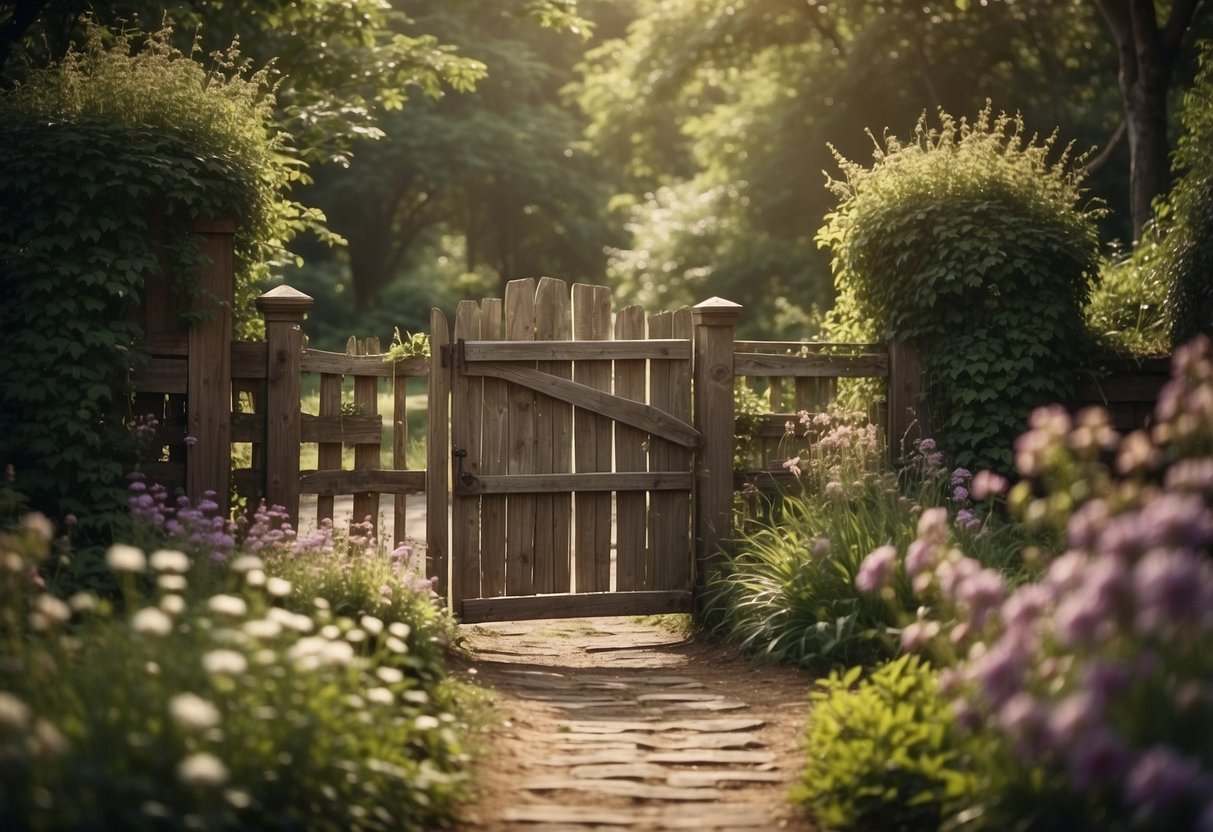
left=455, top=618, right=816, bottom=831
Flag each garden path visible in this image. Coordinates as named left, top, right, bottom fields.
left=453, top=617, right=817, bottom=832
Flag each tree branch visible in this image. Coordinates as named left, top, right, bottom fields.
left=1084, top=120, right=1127, bottom=174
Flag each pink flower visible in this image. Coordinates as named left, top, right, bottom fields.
left=855, top=545, right=897, bottom=593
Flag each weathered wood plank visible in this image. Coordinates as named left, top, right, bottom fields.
left=463, top=364, right=700, bottom=448
left=299, top=469, right=425, bottom=496
left=427, top=308, right=451, bottom=601
left=351, top=337, right=381, bottom=536
left=534, top=277, right=572, bottom=594
left=668, top=307, right=693, bottom=591
left=256, top=286, right=312, bottom=524
left=615, top=306, right=648, bottom=592
left=299, top=413, right=381, bottom=444
left=452, top=302, right=483, bottom=608
left=459, top=590, right=692, bottom=623
left=573, top=284, right=613, bottom=593
left=188, top=227, right=233, bottom=511
left=457, top=471, right=692, bottom=495
left=463, top=339, right=690, bottom=361
left=392, top=368, right=408, bottom=550
left=316, top=372, right=342, bottom=524
left=479, top=298, right=507, bottom=598
left=132, top=357, right=188, bottom=394
left=301, top=350, right=427, bottom=378
left=230, top=341, right=267, bottom=379
left=734, top=352, right=888, bottom=378
left=505, top=279, right=537, bottom=597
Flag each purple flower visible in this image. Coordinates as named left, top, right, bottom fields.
left=184, top=435, right=198, bottom=447
left=1046, top=691, right=1100, bottom=751
left=899, top=620, right=940, bottom=652
left=1065, top=728, right=1130, bottom=790
left=997, top=692, right=1047, bottom=756
left=904, top=539, right=938, bottom=577
left=970, top=469, right=1008, bottom=500
left=855, top=545, right=897, bottom=593
left=917, top=507, right=949, bottom=544
left=955, top=508, right=981, bottom=532
left=1125, top=746, right=1203, bottom=810
left=951, top=467, right=973, bottom=485
left=1133, top=547, right=1213, bottom=634
left=968, top=635, right=1030, bottom=707
left=952, top=485, right=970, bottom=502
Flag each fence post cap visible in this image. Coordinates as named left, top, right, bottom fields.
left=255, top=284, right=314, bottom=317
left=692, top=296, right=741, bottom=325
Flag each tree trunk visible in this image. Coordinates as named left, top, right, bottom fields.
left=1122, top=67, right=1172, bottom=240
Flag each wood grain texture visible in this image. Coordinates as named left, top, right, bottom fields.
left=505, top=279, right=537, bottom=597
left=351, top=336, right=381, bottom=537
left=572, top=284, right=613, bottom=592
left=614, top=306, right=648, bottom=591
left=451, top=302, right=483, bottom=607
left=478, top=298, right=508, bottom=598
left=426, top=309, right=451, bottom=601
left=316, top=372, right=342, bottom=524
left=534, top=277, right=572, bottom=594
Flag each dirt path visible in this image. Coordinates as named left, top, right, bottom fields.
left=451, top=617, right=818, bottom=832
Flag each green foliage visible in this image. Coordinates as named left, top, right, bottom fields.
left=1164, top=40, right=1213, bottom=345
left=1087, top=232, right=1170, bottom=355
left=795, top=654, right=979, bottom=832
left=384, top=328, right=432, bottom=362
left=0, top=23, right=305, bottom=541
left=0, top=524, right=476, bottom=831
left=731, top=382, right=769, bottom=472
left=819, top=106, right=1102, bottom=471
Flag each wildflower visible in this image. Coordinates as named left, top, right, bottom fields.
left=952, top=485, right=970, bottom=502
left=1125, top=746, right=1203, bottom=810
left=207, top=594, right=248, bottom=618
left=414, top=715, right=440, bottom=731
left=177, top=752, right=229, bottom=787
left=20, top=512, right=54, bottom=543
left=855, top=545, right=897, bottom=593
left=265, top=577, right=292, bottom=598
left=183, top=435, right=198, bottom=447
left=243, top=618, right=283, bottom=640
left=782, top=456, right=802, bottom=478
left=202, top=649, right=248, bottom=676
left=1065, top=727, right=1130, bottom=790
left=106, top=543, right=146, bottom=573
left=160, top=594, right=186, bottom=616
left=68, top=592, right=96, bottom=613
left=954, top=508, right=981, bottom=532
left=388, top=621, right=411, bottom=639
left=132, top=607, right=173, bottom=637
left=366, top=687, right=394, bottom=706
left=0, top=692, right=31, bottom=732
left=29, top=594, right=71, bottom=631
left=64, top=513, right=77, bottom=527
left=29, top=719, right=68, bottom=758
left=899, top=620, right=940, bottom=652
left=169, top=693, right=222, bottom=732
left=376, top=666, right=405, bottom=685
left=150, top=549, right=190, bottom=574
left=970, top=469, right=1008, bottom=500
left=1133, top=547, right=1213, bottom=633
left=360, top=615, right=384, bottom=636
left=158, top=574, right=188, bottom=592
left=230, top=555, right=264, bottom=573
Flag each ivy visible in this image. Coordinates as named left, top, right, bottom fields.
left=0, top=23, right=307, bottom=548
left=819, top=106, right=1102, bottom=470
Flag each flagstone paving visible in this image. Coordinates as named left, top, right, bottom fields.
left=455, top=617, right=817, bottom=831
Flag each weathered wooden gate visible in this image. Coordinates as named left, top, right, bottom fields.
left=428, top=278, right=714, bottom=623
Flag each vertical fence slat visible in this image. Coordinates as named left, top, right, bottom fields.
left=534, top=277, right=572, bottom=594
left=392, top=367, right=408, bottom=551
left=317, top=372, right=341, bottom=526
left=614, top=305, right=648, bottom=591
left=427, top=309, right=451, bottom=602
left=352, top=337, right=381, bottom=538
left=188, top=224, right=234, bottom=512
left=505, top=279, right=537, bottom=596
left=479, top=298, right=508, bottom=597
left=572, top=284, right=613, bottom=592
left=451, top=302, right=483, bottom=608
left=668, top=307, right=694, bottom=591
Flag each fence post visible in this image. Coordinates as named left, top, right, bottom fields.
left=692, top=297, right=741, bottom=593
left=255, top=285, right=313, bottom=524
left=186, top=218, right=235, bottom=513
left=887, top=339, right=927, bottom=460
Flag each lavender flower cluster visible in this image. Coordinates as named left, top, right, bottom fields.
left=127, top=474, right=236, bottom=564
left=856, top=336, right=1213, bottom=829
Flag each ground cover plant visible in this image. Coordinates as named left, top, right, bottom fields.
left=0, top=484, right=476, bottom=831
left=833, top=336, right=1213, bottom=831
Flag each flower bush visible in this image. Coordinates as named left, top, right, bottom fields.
left=0, top=505, right=474, bottom=830
left=851, top=335, right=1213, bottom=831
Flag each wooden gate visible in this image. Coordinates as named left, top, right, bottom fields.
left=429, top=278, right=708, bottom=623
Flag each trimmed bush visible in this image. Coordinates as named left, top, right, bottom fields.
left=818, top=105, right=1103, bottom=471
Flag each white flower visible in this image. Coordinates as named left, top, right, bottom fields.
left=149, top=549, right=190, bottom=574
left=266, top=607, right=313, bottom=633
left=265, top=577, right=291, bottom=598
left=68, top=592, right=97, bottom=613
left=359, top=615, right=384, bottom=637
left=106, top=544, right=146, bottom=573
left=207, top=594, right=248, bottom=618
left=177, top=752, right=229, bottom=787
left=242, top=618, right=282, bottom=640
left=21, top=513, right=54, bottom=543
left=345, top=629, right=367, bottom=645
left=366, top=687, right=394, bottom=706
left=385, top=636, right=407, bottom=655
left=29, top=718, right=68, bottom=757
left=29, top=594, right=71, bottom=631
left=229, top=555, right=264, bottom=573
left=245, top=569, right=266, bottom=588
left=160, top=594, right=186, bottom=616
left=132, top=607, right=173, bottom=637
left=169, top=693, right=221, bottom=732
left=388, top=622, right=411, bottom=639
left=414, top=715, right=440, bottom=731
left=313, top=597, right=330, bottom=611
left=202, top=649, right=247, bottom=676
left=375, top=667, right=404, bottom=685
left=158, top=574, right=188, bottom=592
left=320, top=624, right=341, bottom=640
left=0, top=692, right=32, bottom=731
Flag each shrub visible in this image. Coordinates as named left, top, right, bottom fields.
left=1087, top=233, right=1170, bottom=356
left=855, top=336, right=1213, bottom=830
left=0, top=22, right=314, bottom=547
left=0, top=521, right=474, bottom=831
left=1163, top=41, right=1213, bottom=346
left=818, top=105, right=1103, bottom=471
left=796, top=654, right=979, bottom=832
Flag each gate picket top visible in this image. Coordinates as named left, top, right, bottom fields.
left=436, top=279, right=698, bottom=623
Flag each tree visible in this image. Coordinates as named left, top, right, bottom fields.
left=1091, top=0, right=1206, bottom=240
